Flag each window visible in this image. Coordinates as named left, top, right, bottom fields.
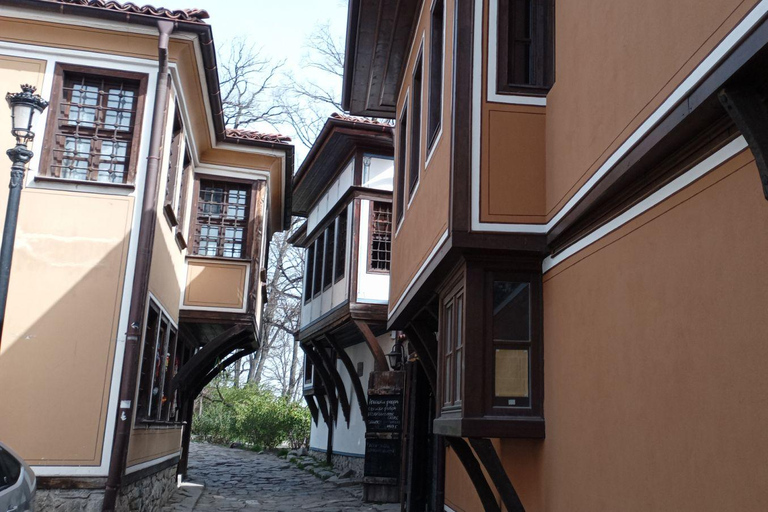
left=313, top=236, right=324, bottom=297
left=304, top=358, right=314, bottom=388
left=163, top=108, right=185, bottom=228
left=323, top=223, right=335, bottom=290
left=492, top=281, right=531, bottom=407
left=396, top=106, right=408, bottom=225
left=192, top=180, right=250, bottom=258
left=369, top=201, right=392, bottom=272
left=335, top=208, right=347, bottom=282
left=427, top=0, right=444, bottom=148
left=305, top=244, right=315, bottom=303
left=441, top=285, right=463, bottom=407
left=497, top=0, right=554, bottom=94
left=136, top=301, right=188, bottom=423
left=42, top=66, right=145, bottom=183
left=409, top=53, right=423, bottom=197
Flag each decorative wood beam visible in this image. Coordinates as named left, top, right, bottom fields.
left=444, top=437, right=500, bottom=512
left=403, top=323, right=437, bottom=394
left=468, top=438, right=525, bottom=512
left=310, top=338, right=352, bottom=426
left=324, top=333, right=368, bottom=421
left=718, top=86, right=768, bottom=200
left=172, top=324, right=250, bottom=391
left=315, top=390, right=331, bottom=427
left=304, top=394, right=320, bottom=425
left=353, top=319, right=389, bottom=372
left=301, top=344, right=338, bottom=422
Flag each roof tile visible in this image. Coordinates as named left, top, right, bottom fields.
left=47, top=0, right=209, bottom=23
left=225, top=128, right=292, bottom=144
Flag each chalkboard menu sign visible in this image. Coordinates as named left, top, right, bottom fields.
left=367, top=395, right=403, bottom=432
left=364, top=439, right=401, bottom=479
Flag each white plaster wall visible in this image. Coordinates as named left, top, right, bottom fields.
left=361, top=155, right=394, bottom=191
left=306, top=158, right=354, bottom=234
left=357, top=200, right=390, bottom=304
left=308, top=332, right=396, bottom=456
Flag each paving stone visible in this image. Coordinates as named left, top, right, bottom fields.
left=160, top=442, right=397, bottom=512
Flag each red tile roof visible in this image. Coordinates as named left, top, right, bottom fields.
left=47, top=0, right=209, bottom=23
left=330, top=112, right=393, bottom=127
left=225, top=128, right=292, bottom=145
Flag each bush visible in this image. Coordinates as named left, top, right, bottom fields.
left=192, top=383, right=310, bottom=450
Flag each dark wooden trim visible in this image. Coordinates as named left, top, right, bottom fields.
left=444, top=437, right=500, bottom=512
left=315, top=389, right=332, bottom=427
left=409, top=46, right=424, bottom=199
left=449, top=0, right=475, bottom=234
left=122, top=454, right=180, bottom=486
left=296, top=301, right=351, bottom=341
left=325, top=333, right=368, bottom=421
left=305, top=394, right=320, bottom=425
left=468, top=438, right=525, bottom=512
left=433, top=416, right=545, bottom=438
left=718, top=85, right=768, bottom=200
left=353, top=319, right=389, bottom=372
left=403, top=323, right=437, bottom=394
left=427, top=0, right=445, bottom=151
left=310, top=338, right=352, bottom=426
left=33, top=175, right=136, bottom=190
left=301, top=343, right=339, bottom=422
left=350, top=198, right=362, bottom=302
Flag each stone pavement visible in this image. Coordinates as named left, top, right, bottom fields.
left=162, top=442, right=400, bottom=512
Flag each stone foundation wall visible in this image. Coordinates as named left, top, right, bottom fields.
left=34, top=465, right=177, bottom=512
left=308, top=449, right=365, bottom=478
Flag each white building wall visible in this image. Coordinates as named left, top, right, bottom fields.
left=361, top=155, right=394, bottom=191
left=309, top=333, right=396, bottom=457
left=306, top=158, right=354, bottom=234
left=357, top=199, right=390, bottom=304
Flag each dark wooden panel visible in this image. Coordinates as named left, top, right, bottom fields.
left=469, top=438, right=525, bottom=512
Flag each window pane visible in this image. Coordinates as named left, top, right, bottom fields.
left=443, top=302, right=453, bottom=404
left=492, top=281, right=530, bottom=341
left=455, top=295, right=463, bottom=402
left=334, top=209, right=347, bottom=282
left=495, top=348, right=529, bottom=398
left=193, top=180, right=250, bottom=258
left=369, top=202, right=392, bottom=272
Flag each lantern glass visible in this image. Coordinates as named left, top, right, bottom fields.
left=6, top=85, right=48, bottom=145
left=386, top=340, right=404, bottom=370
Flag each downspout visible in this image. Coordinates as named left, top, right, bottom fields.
left=102, top=19, right=174, bottom=512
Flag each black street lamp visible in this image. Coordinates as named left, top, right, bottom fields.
left=386, top=334, right=405, bottom=371
left=0, top=84, right=48, bottom=345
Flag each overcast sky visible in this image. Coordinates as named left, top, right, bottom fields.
left=160, top=0, right=350, bottom=158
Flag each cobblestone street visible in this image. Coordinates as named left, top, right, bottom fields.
left=162, top=442, right=400, bottom=511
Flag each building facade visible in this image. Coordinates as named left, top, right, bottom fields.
left=0, top=1, right=293, bottom=510
left=344, top=0, right=768, bottom=510
left=291, top=113, right=400, bottom=501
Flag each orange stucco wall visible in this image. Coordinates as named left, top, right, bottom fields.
left=389, top=0, right=455, bottom=312
left=446, top=150, right=768, bottom=510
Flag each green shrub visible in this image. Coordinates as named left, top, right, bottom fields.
left=191, top=383, right=311, bottom=450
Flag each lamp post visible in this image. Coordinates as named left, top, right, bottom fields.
left=0, top=84, right=48, bottom=346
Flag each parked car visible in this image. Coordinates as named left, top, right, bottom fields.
left=0, top=442, right=35, bottom=512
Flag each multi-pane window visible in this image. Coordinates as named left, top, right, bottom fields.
left=335, top=208, right=347, bottom=282
left=164, top=107, right=190, bottom=238
left=427, top=0, right=444, bottom=148
left=323, top=223, right=335, bottom=290
left=136, top=301, right=188, bottom=423
left=409, top=54, right=423, bottom=197
left=46, top=70, right=142, bottom=183
left=396, top=106, right=408, bottom=225
left=497, top=0, right=554, bottom=94
left=313, top=236, right=324, bottom=297
left=369, top=202, right=392, bottom=272
left=442, top=287, right=464, bottom=407
left=492, top=281, right=532, bottom=407
left=193, top=180, right=250, bottom=258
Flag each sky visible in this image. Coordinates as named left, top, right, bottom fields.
left=160, top=0, right=350, bottom=159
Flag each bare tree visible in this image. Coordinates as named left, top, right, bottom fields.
left=219, top=37, right=286, bottom=130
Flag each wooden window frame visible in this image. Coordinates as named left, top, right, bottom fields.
left=323, top=224, right=335, bottom=291
left=496, top=0, right=554, bottom=95
left=39, top=63, right=148, bottom=185
left=334, top=208, right=348, bottom=283
left=313, top=236, right=324, bottom=298
left=408, top=50, right=423, bottom=198
left=305, top=244, right=315, bottom=304
left=163, top=106, right=184, bottom=227
left=188, top=174, right=259, bottom=260
left=427, top=0, right=445, bottom=150
left=367, top=201, right=392, bottom=274
left=440, top=281, right=464, bottom=409
left=396, top=104, right=408, bottom=227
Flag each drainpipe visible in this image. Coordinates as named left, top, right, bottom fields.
left=102, top=19, right=174, bottom=512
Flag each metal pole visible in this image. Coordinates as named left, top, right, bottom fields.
left=0, top=143, right=32, bottom=346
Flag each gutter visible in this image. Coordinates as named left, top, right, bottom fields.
left=102, top=19, right=174, bottom=512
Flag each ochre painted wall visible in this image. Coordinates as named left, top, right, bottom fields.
left=0, top=189, right=134, bottom=465
left=443, top=150, right=768, bottom=511
left=183, top=259, right=248, bottom=309
left=389, top=0, right=455, bottom=312
left=126, top=427, right=181, bottom=467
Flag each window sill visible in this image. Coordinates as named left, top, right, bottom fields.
left=185, top=255, right=251, bottom=264
left=163, top=203, right=179, bottom=228
left=33, top=175, right=135, bottom=192
left=175, top=231, right=187, bottom=250
left=433, top=416, right=545, bottom=438
left=134, top=419, right=184, bottom=429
